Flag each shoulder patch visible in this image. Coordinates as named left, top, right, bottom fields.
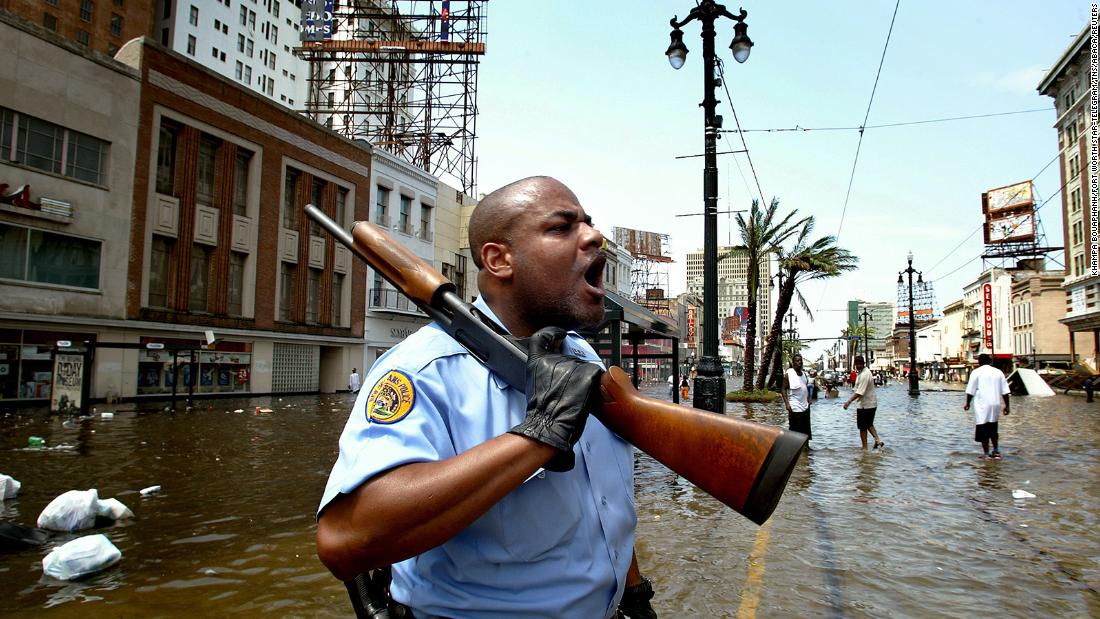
left=366, top=370, right=416, bottom=424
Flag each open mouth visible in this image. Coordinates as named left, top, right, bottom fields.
left=584, top=255, right=606, bottom=293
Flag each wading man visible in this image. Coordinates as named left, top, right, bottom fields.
left=964, top=353, right=1010, bottom=460
left=842, top=355, right=883, bottom=450
left=316, top=177, right=656, bottom=618
left=782, top=354, right=812, bottom=445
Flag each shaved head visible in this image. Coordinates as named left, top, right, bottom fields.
left=468, top=176, right=570, bottom=269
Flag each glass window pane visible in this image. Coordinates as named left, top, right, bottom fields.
left=331, top=273, right=343, bottom=325
left=195, top=136, right=218, bottom=206
left=27, top=229, right=100, bottom=289
left=233, top=151, right=249, bottom=216
left=228, top=252, right=244, bottom=315
left=189, top=245, right=209, bottom=311
left=283, top=168, right=299, bottom=230
left=279, top=263, right=295, bottom=321
left=1, top=109, right=13, bottom=159
left=18, top=115, right=62, bottom=174
left=148, top=235, right=171, bottom=307
left=65, top=131, right=107, bottom=184
left=0, top=223, right=28, bottom=280
left=335, top=188, right=347, bottom=226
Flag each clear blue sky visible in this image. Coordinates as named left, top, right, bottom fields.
left=471, top=1, right=1090, bottom=359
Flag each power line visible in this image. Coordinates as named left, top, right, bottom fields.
left=723, top=108, right=1050, bottom=134
left=716, top=57, right=766, bottom=206
left=835, top=0, right=901, bottom=247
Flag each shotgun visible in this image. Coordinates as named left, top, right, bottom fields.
left=305, top=205, right=806, bottom=525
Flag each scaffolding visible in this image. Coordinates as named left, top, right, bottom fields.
left=613, top=227, right=673, bottom=317
left=895, top=278, right=941, bottom=325
left=298, top=1, right=487, bottom=194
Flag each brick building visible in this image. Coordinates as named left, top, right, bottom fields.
left=1, top=0, right=155, bottom=56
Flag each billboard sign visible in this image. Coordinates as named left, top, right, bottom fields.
left=612, top=227, right=671, bottom=261
left=300, top=0, right=335, bottom=42
left=51, top=353, right=83, bottom=413
left=982, top=181, right=1036, bottom=245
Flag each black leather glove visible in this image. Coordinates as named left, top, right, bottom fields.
left=508, top=326, right=603, bottom=472
left=618, top=576, right=657, bottom=619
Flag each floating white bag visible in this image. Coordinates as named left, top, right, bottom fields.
left=95, top=497, right=134, bottom=520
left=0, top=474, right=20, bottom=499
left=37, top=489, right=100, bottom=532
left=41, top=534, right=121, bottom=580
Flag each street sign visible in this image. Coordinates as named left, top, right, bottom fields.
left=146, top=343, right=165, bottom=350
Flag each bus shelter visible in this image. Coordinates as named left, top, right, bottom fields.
left=582, top=291, right=682, bottom=402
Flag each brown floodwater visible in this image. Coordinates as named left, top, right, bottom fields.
left=1, top=381, right=1098, bottom=617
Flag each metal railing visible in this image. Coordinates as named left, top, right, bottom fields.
left=369, top=288, right=425, bottom=315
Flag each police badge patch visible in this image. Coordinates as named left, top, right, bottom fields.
left=366, top=370, right=416, bottom=424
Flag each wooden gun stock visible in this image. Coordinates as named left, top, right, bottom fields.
left=305, top=205, right=806, bottom=525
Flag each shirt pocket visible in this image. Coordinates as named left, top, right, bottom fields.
left=490, top=473, right=582, bottom=563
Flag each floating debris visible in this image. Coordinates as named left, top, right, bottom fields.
left=42, top=534, right=121, bottom=580
left=1012, top=489, right=1036, bottom=499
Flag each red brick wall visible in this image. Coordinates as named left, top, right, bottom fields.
left=2, top=1, right=155, bottom=55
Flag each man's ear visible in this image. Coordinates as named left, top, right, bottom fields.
left=480, top=242, right=513, bottom=279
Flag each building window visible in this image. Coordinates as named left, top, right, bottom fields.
left=283, top=168, right=300, bottom=230
left=248, top=10, right=256, bottom=30
left=398, top=195, right=411, bottom=233
left=419, top=203, right=432, bottom=240
left=306, top=268, right=321, bottom=323
left=148, top=235, right=172, bottom=307
left=331, top=273, right=343, bottom=325
left=267, top=52, right=276, bottom=70
left=375, top=185, right=389, bottom=226
left=77, top=30, right=90, bottom=46
left=43, top=13, right=57, bottom=31
left=245, top=39, right=253, bottom=57
left=310, top=178, right=324, bottom=236
left=235, top=60, right=244, bottom=80
left=237, top=34, right=245, bottom=52
left=228, top=252, right=245, bottom=316
left=155, top=119, right=179, bottom=195
left=109, top=12, right=122, bottom=37
left=0, top=223, right=101, bottom=290
left=239, top=6, right=247, bottom=26
left=232, top=151, right=250, bottom=216
left=186, top=35, right=196, bottom=55
left=195, top=135, right=219, bottom=207
left=243, top=65, right=251, bottom=84
left=2, top=107, right=108, bottom=185
left=189, top=5, right=198, bottom=26
left=279, top=263, right=296, bottom=321
left=80, top=0, right=93, bottom=21
left=189, top=244, right=210, bottom=312
left=335, top=187, right=347, bottom=226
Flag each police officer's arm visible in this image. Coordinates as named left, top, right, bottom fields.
left=318, top=328, right=600, bottom=582
left=317, top=434, right=555, bottom=582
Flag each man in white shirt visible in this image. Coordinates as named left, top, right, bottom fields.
left=843, top=355, right=883, bottom=450
left=964, top=354, right=1010, bottom=460
left=348, top=368, right=361, bottom=393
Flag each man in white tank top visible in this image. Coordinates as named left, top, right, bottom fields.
left=781, top=354, right=811, bottom=443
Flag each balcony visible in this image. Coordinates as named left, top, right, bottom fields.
left=369, top=288, right=425, bottom=316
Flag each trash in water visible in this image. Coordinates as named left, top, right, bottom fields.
left=1012, top=489, right=1036, bottom=499
left=27, top=436, right=45, bottom=448
left=41, top=534, right=121, bottom=580
left=139, top=485, right=161, bottom=496
left=37, top=489, right=134, bottom=532
left=233, top=409, right=244, bottom=413
left=1, top=474, right=20, bottom=499
left=100, top=412, right=114, bottom=419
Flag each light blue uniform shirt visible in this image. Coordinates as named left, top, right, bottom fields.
left=319, top=298, right=636, bottom=619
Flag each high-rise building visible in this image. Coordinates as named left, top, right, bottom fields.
left=685, top=246, right=772, bottom=343
left=153, top=0, right=310, bottom=109
left=847, top=300, right=893, bottom=357
left=3, top=0, right=156, bottom=57
left=1038, top=24, right=1097, bottom=366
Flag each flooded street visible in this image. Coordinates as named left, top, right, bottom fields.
left=1, top=381, right=1098, bottom=617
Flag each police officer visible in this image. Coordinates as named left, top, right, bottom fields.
left=317, top=177, right=656, bottom=618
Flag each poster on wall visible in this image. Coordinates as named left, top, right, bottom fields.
left=51, top=353, right=83, bottom=413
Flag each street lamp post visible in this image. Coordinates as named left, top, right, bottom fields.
left=898, top=252, right=922, bottom=396
left=666, top=1, right=753, bottom=413
left=860, top=307, right=872, bottom=362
